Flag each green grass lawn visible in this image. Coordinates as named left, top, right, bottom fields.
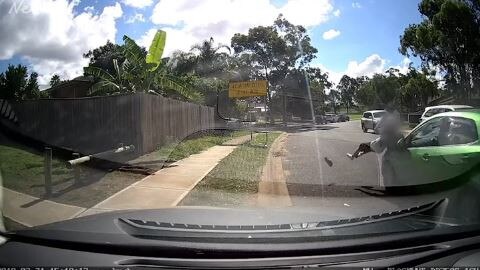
left=0, top=145, right=71, bottom=193
left=0, top=130, right=252, bottom=208
left=348, top=113, right=363, bottom=121
left=0, top=144, right=144, bottom=208
left=180, top=132, right=280, bottom=207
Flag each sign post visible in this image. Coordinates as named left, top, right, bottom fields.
left=228, top=80, right=269, bottom=146
left=44, top=147, right=52, bottom=197
left=228, top=80, right=268, bottom=98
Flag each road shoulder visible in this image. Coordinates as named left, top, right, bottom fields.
left=256, top=132, right=292, bottom=207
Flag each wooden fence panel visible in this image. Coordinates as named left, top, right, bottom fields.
left=9, top=93, right=216, bottom=156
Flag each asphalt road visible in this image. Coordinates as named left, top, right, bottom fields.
left=281, top=120, right=464, bottom=217
left=283, top=120, right=380, bottom=188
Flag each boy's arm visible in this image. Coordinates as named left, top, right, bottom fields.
left=370, top=137, right=386, bottom=153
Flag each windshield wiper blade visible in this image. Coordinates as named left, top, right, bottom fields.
left=118, top=200, right=446, bottom=241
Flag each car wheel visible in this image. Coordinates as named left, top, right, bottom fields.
left=362, top=124, right=367, bottom=133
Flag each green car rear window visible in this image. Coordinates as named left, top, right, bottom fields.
left=409, top=116, right=478, bottom=147
left=442, top=117, right=478, bottom=145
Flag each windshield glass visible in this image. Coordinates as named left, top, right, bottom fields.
left=1, top=0, right=480, bottom=244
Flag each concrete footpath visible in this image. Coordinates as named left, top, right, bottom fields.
left=74, top=134, right=254, bottom=217
left=1, top=187, right=85, bottom=227
left=0, top=135, right=258, bottom=227
left=2, top=134, right=255, bottom=226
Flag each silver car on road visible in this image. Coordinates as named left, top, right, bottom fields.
left=361, top=110, right=385, bottom=133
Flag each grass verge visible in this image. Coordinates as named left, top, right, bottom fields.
left=159, top=130, right=250, bottom=162
left=180, top=132, right=280, bottom=207
left=0, top=130, right=250, bottom=208
left=2, top=217, right=27, bottom=231
left=130, top=130, right=250, bottom=171
left=0, top=144, right=143, bottom=208
left=348, top=113, right=362, bottom=121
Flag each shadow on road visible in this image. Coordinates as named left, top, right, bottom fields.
left=271, top=124, right=339, bottom=134
left=286, top=175, right=475, bottom=198
left=286, top=182, right=378, bottom=198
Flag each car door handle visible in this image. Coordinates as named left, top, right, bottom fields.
left=461, top=154, right=471, bottom=161
left=422, top=153, right=430, bottom=161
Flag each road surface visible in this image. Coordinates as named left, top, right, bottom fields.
left=280, top=120, right=463, bottom=217
left=283, top=120, right=380, bottom=189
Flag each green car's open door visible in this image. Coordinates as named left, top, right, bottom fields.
left=391, top=116, right=480, bottom=186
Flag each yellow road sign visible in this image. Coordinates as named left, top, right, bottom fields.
left=229, top=80, right=267, bottom=98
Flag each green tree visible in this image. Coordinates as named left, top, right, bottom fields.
left=400, top=0, right=480, bottom=102
left=401, top=69, right=439, bottom=111
left=328, top=89, right=341, bottom=114
left=231, top=15, right=317, bottom=122
left=169, top=50, right=197, bottom=76
left=23, top=72, right=40, bottom=100
left=355, top=74, right=400, bottom=109
left=0, top=64, right=39, bottom=101
left=337, top=75, right=359, bottom=113
left=307, top=67, right=331, bottom=115
left=49, top=74, right=62, bottom=87
left=355, top=79, right=376, bottom=109
left=83, top=41, right=126, bottom=75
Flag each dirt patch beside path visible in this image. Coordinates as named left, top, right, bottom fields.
left=256, top=132, right=292, bottom=207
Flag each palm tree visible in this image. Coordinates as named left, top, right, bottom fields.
left=190, top=37, right=231, bottom=78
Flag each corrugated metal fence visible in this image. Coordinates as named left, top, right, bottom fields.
left=9, top=93, right=215, bottom=155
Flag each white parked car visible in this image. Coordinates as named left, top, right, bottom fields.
left=360, top=110, right=386, bottom=133
left=324, top=113, right=338, bottom=123
left=420, top=105, right=473, bottom=122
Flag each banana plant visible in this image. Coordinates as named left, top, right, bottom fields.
left=84, top=59, right=129, bottom=95
left=146, top=30, right=166, bottom=71
left=85, top=30, right=200, bottom=100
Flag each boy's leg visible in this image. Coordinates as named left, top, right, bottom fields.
left=348, top=142, right=372, bottom=159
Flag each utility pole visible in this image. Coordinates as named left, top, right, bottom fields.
left=282, top=88, right=287, bottom=126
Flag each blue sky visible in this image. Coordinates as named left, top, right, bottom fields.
left=312, top=0, right=422, bottom=72
left=0, top=0, right=423, bottom=85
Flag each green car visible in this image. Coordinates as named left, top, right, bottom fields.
left=389, top=109, right=480, bottom=186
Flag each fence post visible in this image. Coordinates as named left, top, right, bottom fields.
left=44, top=147, right=52, bottom=197
left=72, top=152, right=81, bottom=185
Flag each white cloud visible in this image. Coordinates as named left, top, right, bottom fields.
left=138, top=27, right=199, bottom=57
left=346, top=54, right=385, bottom=78
left=314, top=54, right=387, bottom=85
left=122, top=0, right=153, bottom=9
left=84, top=6, right=94, bottom=13
left=352, top=2, right=362, bottom=8
left=148, top=0, right=336, bottom=56
left=0, top=0, right=123, bottom=84
left=333, top=9, right=341, bottom=17
left=125, top=12, right=145, bottom=24
left=389, top=57, right=412, bottom=75
left=315, top=63, right=343, bottom=86
left=322, top=29, right=340, bottom=40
